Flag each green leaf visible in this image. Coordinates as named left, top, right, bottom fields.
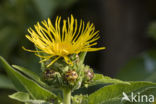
left=12, top=65, right=46, bottom=87
left=89, top=74, right=130, bottom=86
left=88, top=81, right=156, bottom=104
left=9, top=92, right=30, bottom=102
left=0, top=56, right=57, bottom=100
left=9, top=92, right=49, bottom=104
left=0, top=56, right=26, bottom=91
left=0, top=74, right=15, bottom=89
left=12, top=65, right=40, bottom=81
left=16, top=72, right=56, bottom=100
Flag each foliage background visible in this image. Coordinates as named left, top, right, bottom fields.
left=0, top=0, right=156, bottom=103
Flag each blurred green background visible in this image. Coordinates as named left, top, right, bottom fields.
left=0, top=0, right=156, bottom=103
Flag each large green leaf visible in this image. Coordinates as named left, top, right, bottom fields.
left=9, top=92, right=30, bottom=102
left=89, top=74, right=130, bottom=86
left=88, top=81, right=156, bottom=104
left=9, top=92, right=48, bottom=104
left=0, top=56, right=57, bottom=101
left=12, top=65, right=47, bottom=87
left=12, top=65, right=40, bottom=81
left=15, top=71, right=56, bottom=100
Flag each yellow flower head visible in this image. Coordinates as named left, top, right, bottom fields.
left=23, top=15, right=105, bottom=67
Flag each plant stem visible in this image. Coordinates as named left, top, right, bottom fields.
left=63, top=88, right=71, bottom=104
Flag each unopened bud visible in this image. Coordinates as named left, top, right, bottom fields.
left=65, top=70, right=78, bottom=82
left=84, top=66, right=94, bottom=81
left=85, top=70, right=94, bottom=81
left=43, top=69, right=56, bottom=80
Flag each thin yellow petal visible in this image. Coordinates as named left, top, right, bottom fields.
left=47, top=56, right=61, bottom=68
left=22, top=46, right=43, bottom=53
left=64, top=56, right=73, bottom=65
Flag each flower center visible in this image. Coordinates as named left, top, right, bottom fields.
left=53, top=42, right=73, bottom=56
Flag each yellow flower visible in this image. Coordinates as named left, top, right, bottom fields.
left=23, top=15, right=105, bottom=67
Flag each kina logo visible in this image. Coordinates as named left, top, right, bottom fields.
left=121, top=92, right=154, bottom=103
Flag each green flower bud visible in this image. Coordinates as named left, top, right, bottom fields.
left=85, top=70, right=94, bottom=81
left=65, top=70, right=78, bottom=82
left=43, top=69, right=56, bottom=81
left=84, top=66, right=94, bottom=82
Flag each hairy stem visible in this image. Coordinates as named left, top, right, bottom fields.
left=63, top=89, right=71, bottom=104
